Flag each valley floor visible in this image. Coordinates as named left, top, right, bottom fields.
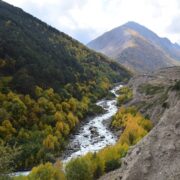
left=62, top=84, right=122, bottom=162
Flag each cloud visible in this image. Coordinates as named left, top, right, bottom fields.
left=167, top=15, right=180, bottom=43
left=3, top=0, right=180, bottom=44
left=167, top=15, right=180, bottom=33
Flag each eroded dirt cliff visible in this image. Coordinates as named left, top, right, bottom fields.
left=100, top=66, right=180, bottom=180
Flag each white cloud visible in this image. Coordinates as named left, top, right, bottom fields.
left=3, top=0, right=180, bottom=44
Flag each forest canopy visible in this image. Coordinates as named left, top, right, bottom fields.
left=0, top=0, right=131, bottom=174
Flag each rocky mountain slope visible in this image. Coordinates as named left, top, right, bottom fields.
left=87, top=22, right=180, bottom=73
left=100, top=66, right=180, bottom=180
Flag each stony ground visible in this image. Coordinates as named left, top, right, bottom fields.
left=100, top=66, right=180, bottom=180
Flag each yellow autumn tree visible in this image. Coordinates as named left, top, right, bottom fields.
left=0, top=120, right=16, bottom=140
left=43, top=134, right=58, bottom=150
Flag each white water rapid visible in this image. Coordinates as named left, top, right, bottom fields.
left=63, top=84, right=122, bottom=162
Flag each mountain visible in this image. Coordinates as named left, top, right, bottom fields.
left=0, top=0, right=131, bottom=96
left=0, top=0, right=131, bottom=172
left=87, top=21, right=180, bottom=73
left=100, top=66, right=180, bottom=180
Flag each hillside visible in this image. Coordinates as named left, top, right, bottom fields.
left=0, top=1, right=131, bottom=96
left=0, top=0, right=131, bottom=174
left=100, top=66, right=180, bottom=180
left=87, top=22, right=180, bottom=73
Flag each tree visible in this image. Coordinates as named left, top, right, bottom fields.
left=54, top=111, right=64, bottom=122
left=105, top=159, right=121, bottom=172
left=0, top=120, right=16, bottom=140
left=43, top=135, right=58, bottom=150
left=27, top=162, right=65, bottom=180
left=65, top=158, right=92, bottom=180
left=67, top=112, right=79, bottom=129
left=68, top=98, right=77, bottom=112
left=0, top=142, right=21, bottom=178
left=35, top=86, right=43, bottom=97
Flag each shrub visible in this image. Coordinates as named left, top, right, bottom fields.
left=65, top=106, right=153, bottom=180
left=172, top=80, right=180, bottom=91
left=105, top=159, right=121, bottom=172
left=117, top=87, right=133, bottom=106
left=65, top=158, right=92, bottom=180
left=27, top=162, right=65, bottom=180
left=138, top=84, right=164, bottom=95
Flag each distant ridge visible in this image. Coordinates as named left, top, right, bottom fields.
left=87, top=21, right=180, bottom=73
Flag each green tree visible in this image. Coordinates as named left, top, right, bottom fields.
left=0, top=120, right=16, bottom=140
left=0, top=142, right=21, bottom=178
left=65, top=158, right=92, bottom=180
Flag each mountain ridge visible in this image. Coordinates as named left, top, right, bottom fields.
left=0, top=0, right=131, bottom=96
left=87, top=21, right=180, bottom=73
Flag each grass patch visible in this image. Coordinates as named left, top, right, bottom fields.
left=172, top=80, right=180, bottom=91
left=138, top=83, right=164, bottom=95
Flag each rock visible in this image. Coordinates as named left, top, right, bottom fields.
left=83, top=134, right=89, bottom=138
left=121, top=158, right=128, bottom=167
left=91, top=132, right=99, bottom=139
left=90, top=129, right=96, bottom=133
left=89, top=126, right=99, bottom=137
left=92, top=139, right=99, bottom=144
left=175, top=122, right=180, bottom=135
left=100, top=136, right=105, bottom=139
left=167, top=143, right=176, bottom=151
left=143, top=151, right=152, bottom=161
left=89, top=126, right=97, bottom=131
left=175, top=121, right=180, bottom=129
left=99, top=67, right=180, bottom=180
left=68, top=141, right=80, bottom=151
left=89, top=126, right=93, bottom=130
left=101, top=102, right=108, bottom=109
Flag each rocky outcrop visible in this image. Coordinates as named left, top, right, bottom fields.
left=100, top=66, right=180, bottom=180
left=128, top=66, right=180, bottom=125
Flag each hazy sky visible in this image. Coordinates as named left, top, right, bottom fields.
left=4, top=0, right=180, bottom=44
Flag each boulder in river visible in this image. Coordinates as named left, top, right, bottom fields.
left=68, top=141, right=80, bottom=151
left=89, top=126, right=99, bottom=134
left=90, top=132, right=99, bottom=139
left=100, top=135, right=105, bottom=139
left=83, top=134, right=89, bottom=138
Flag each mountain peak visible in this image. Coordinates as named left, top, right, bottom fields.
left=117, top=21, right=148, bottom=31
left=122, top=21, right=155, bottom=35
left=87, top=22, right=180, bottom=73
left=124, top=21, right=141, bottom=26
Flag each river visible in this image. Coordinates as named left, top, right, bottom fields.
left=13, top=84, right=122, bottom=176
left=62, top=84, right=122, bottom=162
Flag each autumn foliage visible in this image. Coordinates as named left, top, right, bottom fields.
left=0, top=80, right=112, bottom=171
left=65, top=106, right=153, bottom=180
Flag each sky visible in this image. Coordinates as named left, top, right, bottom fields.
left=4, top=0, right=180, bottom=44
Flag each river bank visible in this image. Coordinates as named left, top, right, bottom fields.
left=62, top=84, right=123, bottom=162
left=13, top=84, right=123, bottom=176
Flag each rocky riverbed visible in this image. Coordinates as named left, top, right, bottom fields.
left=62, top=84, right=123, bottom=162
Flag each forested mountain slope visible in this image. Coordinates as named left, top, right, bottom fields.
left=0, top=0, right=130, bottom=96
left=0, top=0, right=131, bottom=174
